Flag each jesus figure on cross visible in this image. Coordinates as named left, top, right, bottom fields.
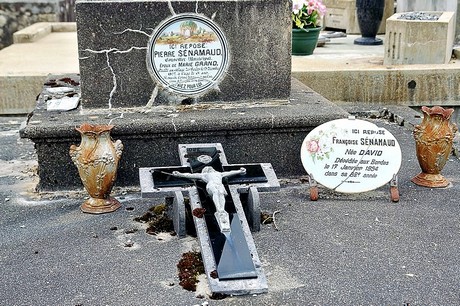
left=172, top=166, right=247, bottom=233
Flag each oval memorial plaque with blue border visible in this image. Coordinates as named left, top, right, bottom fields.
left=300, top=118, right=402, bottom=193
left=147, top=14, right=230, bottom=96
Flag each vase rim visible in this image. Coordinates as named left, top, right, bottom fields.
left=292, top=26, right=322, bottom=32
left=421, top=106, right=454, bottom=119
left=76, top=123, right=114, bottom=134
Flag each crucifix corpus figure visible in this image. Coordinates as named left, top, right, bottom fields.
left=172, top=166, right=246, bottom=233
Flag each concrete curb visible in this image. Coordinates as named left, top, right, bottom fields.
left=13, top=22, right=76, bottom=43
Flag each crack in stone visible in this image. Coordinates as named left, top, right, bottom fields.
left=168, top=1, right=176, bottom=15
left=223, top=70, right=236, bottom=82
left=267, top=111, right=275, bottom=130
left=145, top=86, right=159, bottom=108
left=114, top=27, right=153, bottom=38
left=81, top=46, right=147, bottom=109
left=171, top=117, right=177, bottom=132
left=106, top=52, right=117, bottom=109
left=82, top=46, right=147, bottom=55
left=108, top=113, right=124, bottom=125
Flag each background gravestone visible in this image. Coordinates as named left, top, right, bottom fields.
left=396, top=0, right=460, bottom=44
left=76, top=0, right=291, bottom=108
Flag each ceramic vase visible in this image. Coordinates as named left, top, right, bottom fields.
left=354, top=0, right=385, bottom=45
left=412, top=106, right=457, bottom=187
left=292, top=27, right=322, bottom=55
left=70, top=123, right=123, bottom=213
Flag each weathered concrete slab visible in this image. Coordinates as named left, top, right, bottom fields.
left=13, top=22, right=76, bottom=43
left=292, top=33, right=460, bottom=105
left=75, top=0, right=292, bottom=108
left=293, top=66, right=460, bottom=106
left=0, top=22, right=78, bottom=115
left=20, top=77, right=348, bottom=191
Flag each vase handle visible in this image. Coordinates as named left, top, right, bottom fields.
left=69, top=144, right=81, bottom=165
left=113, top=140, right=124, bottom=160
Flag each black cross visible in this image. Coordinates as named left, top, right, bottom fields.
left=139, top=143, right=279, bottom=295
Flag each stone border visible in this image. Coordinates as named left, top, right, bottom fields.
left=13, top=22, right=76, bottom=43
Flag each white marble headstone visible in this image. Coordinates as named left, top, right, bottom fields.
left=300, top=118, right=402, bottom=193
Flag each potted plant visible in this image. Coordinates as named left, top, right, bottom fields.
left=292, top=0, right=326, bottom=55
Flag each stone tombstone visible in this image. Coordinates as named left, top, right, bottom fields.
left=384, top=11, right=456, bottom=65
left=396, top=0, right=460, bottom=44
left=75, top=0, right=292, bottom=109
left=300, top=118, right=402, bottom=193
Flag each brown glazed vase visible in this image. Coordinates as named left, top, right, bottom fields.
left=69, top=123, right=124, bottom=213
left=412, top=106, right=457, bottom=187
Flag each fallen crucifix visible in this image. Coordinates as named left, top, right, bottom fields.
left=139, top=143, right=279, bottom=295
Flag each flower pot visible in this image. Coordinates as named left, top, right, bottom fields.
left=292, top=27, right=321, bottom=55
left=412, top=106, right=458, bottom=187
left=354, top=0, right=385, bottom=45
left=69, top=123, right=124, bottom=213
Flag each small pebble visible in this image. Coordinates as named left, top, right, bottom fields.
left=398, top=11, right=439, bottom=21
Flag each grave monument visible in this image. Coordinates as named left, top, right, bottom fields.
left=20, top=0, right=348, bottom=191
left=395, top=0, right=460, bottom=46
left=384, top=11, right=456, bottom=65
left=300, top=117, right=402, bottom=201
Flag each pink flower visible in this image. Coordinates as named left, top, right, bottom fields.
left=292, top=0, right=303, bottom=10
left=306, top=140, right=320, bottom=153
left=292, top=0, right=326, bottom=29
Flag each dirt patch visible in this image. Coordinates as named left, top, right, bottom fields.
left=177, top=251, right=205, bottom=292
left=133, top=203, right=175, bottom=236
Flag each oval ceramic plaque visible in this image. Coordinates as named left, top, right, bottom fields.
left=300, top=118, right=402, bottom=193
left=147, top=14, right=229, bottom=96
